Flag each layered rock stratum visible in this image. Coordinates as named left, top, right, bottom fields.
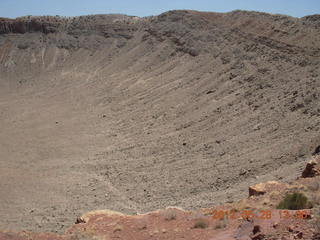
left=0, top=10, right=319, bottom=235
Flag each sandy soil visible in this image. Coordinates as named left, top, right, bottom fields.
left=0, top=10, right=319, bottom=232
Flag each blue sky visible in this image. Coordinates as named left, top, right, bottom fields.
left=1, top=0, right=319, bottom=18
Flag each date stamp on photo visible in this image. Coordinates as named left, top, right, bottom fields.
left=209, top=209, right=310, bottom=220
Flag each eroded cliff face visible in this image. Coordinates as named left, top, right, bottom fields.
left=0, top=10, right=319, bottom=233
left=0, top=17, right=57, bottom=34
left=0, top=14, right=140, bottom=34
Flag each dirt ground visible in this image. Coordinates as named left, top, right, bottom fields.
left=0, top=10, right=319, bottom=233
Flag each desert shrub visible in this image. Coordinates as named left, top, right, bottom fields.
left=277, top=193, right=310, bottom=210
left=193, top=218, right=208, bottom=229
left=162, top=208, right=177, bottom=221
left=17, top=43, right=29, bottom=49
left=214, top=217, right=228, bottom=229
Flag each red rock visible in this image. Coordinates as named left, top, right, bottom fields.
left=249, top=181, right=286, bottom=196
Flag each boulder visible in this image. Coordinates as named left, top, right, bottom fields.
left=249, top=181, right=287, bottom=197
left=301, top=157, right=320, bottom=178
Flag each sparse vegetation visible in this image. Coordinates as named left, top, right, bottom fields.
left=1, top=9, right=320, bottom=238
left=277, top=193, right=310, bottom=210
left=17, top=43, right=29, bottom=49
left=214, top=218, right=227, bottom=229
left=193, top=218, right=208, bottom=229
left=162, top=208, right=177, bottom=221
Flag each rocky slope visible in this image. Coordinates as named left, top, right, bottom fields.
left=1, top=156, right=320, bottom=240
left=0, top=10, right=319, bottom=233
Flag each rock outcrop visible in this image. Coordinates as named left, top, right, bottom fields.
left=0, top=17, right=58, bottom=34
left=302, top=156, right=320, bottom=178
left=1, top=159, right=320, bottom=239
left=248, top=181, right=288, bottom=197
